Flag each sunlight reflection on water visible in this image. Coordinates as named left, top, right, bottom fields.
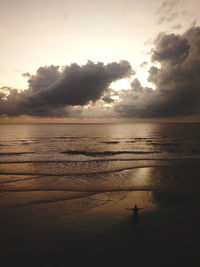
left=1, top=123, right=200, bottom=236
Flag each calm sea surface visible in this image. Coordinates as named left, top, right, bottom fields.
left=0, top=123, right=200, bottom=209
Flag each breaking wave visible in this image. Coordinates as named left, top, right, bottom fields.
left=61, top=150, right=159, bottom=156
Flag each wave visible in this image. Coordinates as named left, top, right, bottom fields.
left=0, top=163, right=179, bottom=177
left=61, top=150, right=159, bottom=156
left=0, top=188, right=155, bottom=193
left=151, top=142, right=180, bottom=146
left=0, top=159, right=200, bottom=177
left=134, top=137, right=149, bottom=140
left=0, top=152, right=34, bottom=156
left=101, top=141, right=120, bottom=144
left=1, top=157, right=200, bottom=164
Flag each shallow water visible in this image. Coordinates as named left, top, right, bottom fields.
left=1, top=123, right=200, bottom=208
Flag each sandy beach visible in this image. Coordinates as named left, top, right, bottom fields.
left=1, top=124, right=200, bottom=266
left=1, top=167, right=200, bottom=267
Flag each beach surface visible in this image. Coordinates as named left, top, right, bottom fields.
left=0, top=123, right=200, bottom=266
left=1, top=163, right=200, bottom=266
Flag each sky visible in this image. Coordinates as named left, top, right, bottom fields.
left=0, top=0, right=200, bottom=122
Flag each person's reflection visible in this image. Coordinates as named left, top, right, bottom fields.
left=127, top=205, right=144, bottom=224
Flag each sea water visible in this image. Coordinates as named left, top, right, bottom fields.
left=0, top=123, right=200, bottom=210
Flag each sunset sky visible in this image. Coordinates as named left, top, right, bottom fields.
left=1, top=0, right=200, bottom=122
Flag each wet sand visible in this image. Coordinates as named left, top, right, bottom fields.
left=1, top=188, right=200, bottom=266
left=1, top=161, right=200, bottom=266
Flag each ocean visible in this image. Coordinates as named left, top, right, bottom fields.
left=0, top=123, right=200, bottom=266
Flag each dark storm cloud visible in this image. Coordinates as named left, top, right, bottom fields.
left=115, top=26, right=200, bottom=118
left=0, top=60, right=132, bottom=117
left=2, top=27, right=200, bottom=120
left=151, top=32, right=190, bottom=64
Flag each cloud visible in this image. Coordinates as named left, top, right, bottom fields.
left=2, top=26, right=200, bottom=120
left=102, top=93, right=115, bottom=104
left=151, top=32, right=190, bottom=64
left=172, top=24, right=182, bottom=29
left=115, top=26, right=200, bottom=118
left=157, top=0, right=180, bottom=24
left=158, top=12, right=178, bottom=24
left=22, top=72, right=31, bottom=78
left=114, top=79, right=154, bottom=117
left=0, top=60, right=133, bottom=117
left=157, top=0, right=179, bottom=14
left=140, top=61, right=148, bottom=68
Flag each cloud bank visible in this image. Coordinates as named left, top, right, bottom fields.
left=1, top=26, right=200, bottom=120
left=115, top=26, right=200, bottom=118
left=0, top=60, right=132, bottom=117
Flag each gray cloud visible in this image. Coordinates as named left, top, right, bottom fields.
left=151, top=32, right=190, bottom=65
left=2, top=26, right=200, bottom=120
left=0, top=60, right=133, bottom=117
left=172, top=24, right=182, bottom=29
left=157, top=0, right=179, bottom=14
left=115, top=26, right=200, bottom=118
left=158, top=12, right=178, bottom=24
left=140, top=61, right=148, bottom=68
left=102, top=92, right=115, bottom=104
left=157, top=0, right=179, bottom=24
left=22, top=72, right=31, bottom=78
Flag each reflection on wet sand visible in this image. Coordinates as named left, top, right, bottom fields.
left=1, top=163, right=200, bottom=266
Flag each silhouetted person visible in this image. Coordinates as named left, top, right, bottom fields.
left=126, top=205, right=144, bottom=224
